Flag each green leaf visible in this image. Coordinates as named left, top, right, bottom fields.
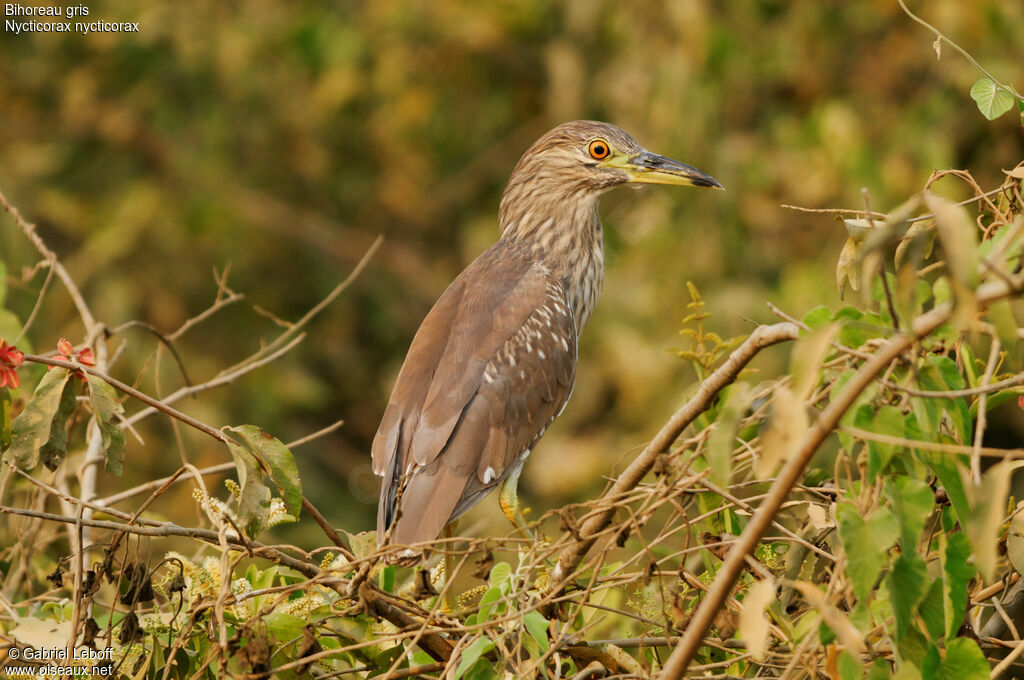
left=225, top=437, right=273, bottom=536
left=970, top=78, right=1014, bottom=120
left=923, top=637, right=989, bottom=680
left=885, top=477, right=934, bottom=549
left=887, top=554, right=928, bottom=641
left=523, top=610, right=549, bottom=653
left=942, top=533, right=974, bottom=638
left=802, top=305, right=833, bottom=329
left=839, top=649, right=863, bottom=680
left=379, top=565, right=395, bottom=594
left=855, top=406, right=905, bottom=478
left=488, top=561, right=512, bottom=590
left=226, top=425, right=302, bottom=517
left=940, top=637, right=989, bottom=679
left=454, top=637, right=496, bottom=680
left=866, top=659, right=893, bottom=680
left=896, top=625, right=929, bottom=669
left=919, top=452, right=970, bottom=524
left=84, top=374, right=127, bottom=476
left=264, top=612, right=306, bottom=643
left=918, top=578, right=945, bottom=640
left=836, top=503, right=899, bottom=602
left=5, top=368, right=74, bottom=471
left=477, top=586, right=504, bottom=621
left=0, top=260, right=6, bottom=306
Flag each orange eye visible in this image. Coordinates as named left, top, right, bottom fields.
left=588, top=139, right=610, bottom=160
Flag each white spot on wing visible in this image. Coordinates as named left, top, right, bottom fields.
left=538, top=350, right=546, bottom=359
left=484, top=467, right=496, bottom=484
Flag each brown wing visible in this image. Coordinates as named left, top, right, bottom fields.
left=372, top=240, right=577, bottom=550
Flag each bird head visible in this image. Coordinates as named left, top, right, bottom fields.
left=500, top=121, right=721, bottom=238
left=510, top=120, right=721, bottom=193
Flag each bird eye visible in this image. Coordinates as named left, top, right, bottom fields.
left=588, top=139, right=610, bottom=160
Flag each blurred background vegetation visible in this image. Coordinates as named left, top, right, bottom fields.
left=1, top=0, right=1022, bottom=543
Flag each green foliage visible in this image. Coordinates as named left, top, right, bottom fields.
left=85, top=373, right=127, bottom=475
left=224, top=426, right=301, bottom=537
left=674, top=281, right=745, bottom=379
left=970, top=78, right=1017, bottom=121
left=5, top=368, right=74, bottom=471
left=1, top=3, right=1023, bottom=678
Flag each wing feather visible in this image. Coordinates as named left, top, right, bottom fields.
left=373, top=240, right=578, bottom=549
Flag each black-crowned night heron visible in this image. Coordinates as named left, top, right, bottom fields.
left=372, top=121, right=721, bottom=562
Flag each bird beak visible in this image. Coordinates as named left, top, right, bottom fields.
left=614, top=151, right=723, bottom=190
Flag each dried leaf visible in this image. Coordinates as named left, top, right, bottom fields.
left=807, top=503, right=832, bottom=530
left=118, top=611, right=143, bottom=645
left=413, top=568, right=439, bottom=600
left=836, top=237, right=860, bottom=297
left=738, top=578, right=775, bottom=661
left=85, top=374, right=126, bottom=475
left=925, top=193, right=979, bottom=291
left=757, top=385, right=806, bottom=478
left=963, top=461, right=1020, bottom=581
left=791, top=323, right=838, bottom=400
left=6, top=368, right=74, bottom=471
left=793, top=581, right=866, bottom=653
left=9, top=616, right=73, bottom=649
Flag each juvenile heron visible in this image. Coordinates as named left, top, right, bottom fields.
left=372, top=121, right=721, bottom=561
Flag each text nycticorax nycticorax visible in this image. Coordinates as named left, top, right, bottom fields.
left=372, top=121, right=722, bottom=562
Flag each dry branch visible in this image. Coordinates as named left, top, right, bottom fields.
left=550, top=321, right=800, bottom=586
left=659, top=275, right=1024, bottom=679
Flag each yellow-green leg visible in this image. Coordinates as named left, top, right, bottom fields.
left=499, top=465, right=532, bottom=539
left=499, top=465, right=557, bottom=576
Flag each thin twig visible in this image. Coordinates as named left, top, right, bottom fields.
left=658, top=275, right=1024, bottom=679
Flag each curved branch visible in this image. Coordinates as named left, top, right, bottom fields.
left=550, top=321, right=800, bottom=586
left=659, top=275, right=1024, bottom=679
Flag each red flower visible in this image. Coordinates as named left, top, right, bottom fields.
left=0, top=339, right=24, bottom=389
left=1019, top=394, right=1024, bottom=411
left=53, top=338, right=95, bottom=381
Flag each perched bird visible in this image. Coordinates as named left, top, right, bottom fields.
left=372, top=121, right=721, bottom=562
